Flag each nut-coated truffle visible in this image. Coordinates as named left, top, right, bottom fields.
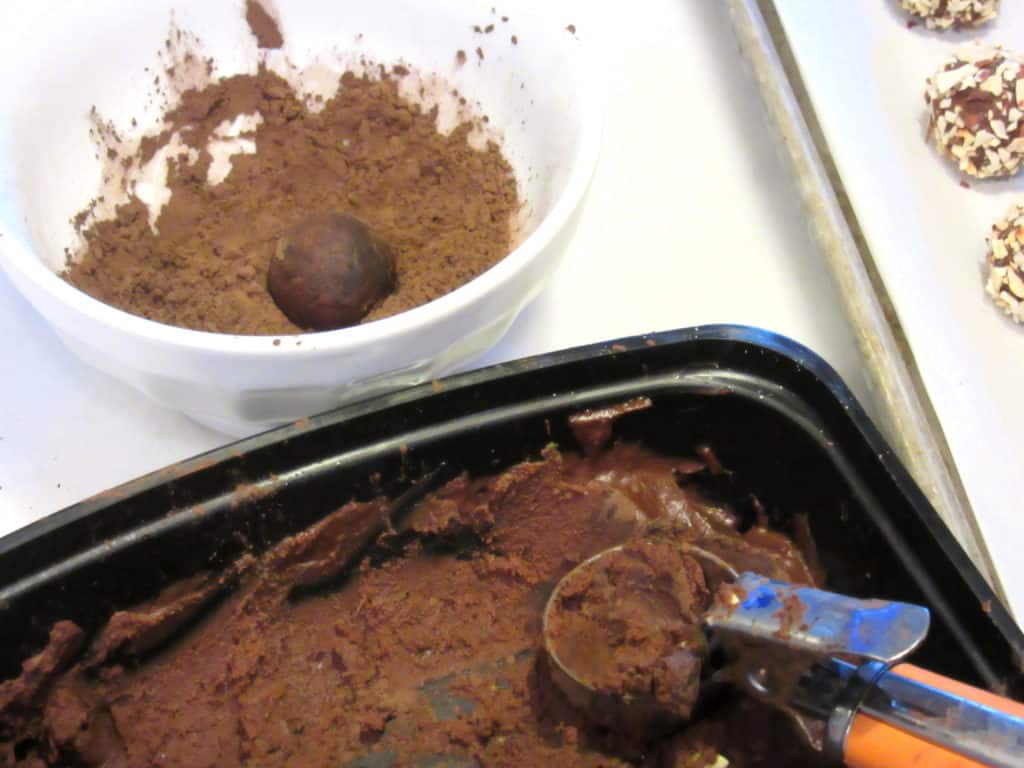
left=986, top=201, right=1024, bottom=322
left=925, top=43, right=1024, bottom=179
left=900, top=0, right=999, bottom=29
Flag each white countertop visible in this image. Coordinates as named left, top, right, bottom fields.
left=1, top=3, right=874, bottom=554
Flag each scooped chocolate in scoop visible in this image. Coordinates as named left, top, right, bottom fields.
left=267, top=213, right=397, bottom=330
left=544, top=539, right=713, bottom=727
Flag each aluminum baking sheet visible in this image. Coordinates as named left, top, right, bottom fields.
left=765, top=1, right=1023, bottom=618
left=728, top=0, right=1003, bottom=604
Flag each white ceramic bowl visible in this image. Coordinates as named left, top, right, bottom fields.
left=0, top=0, right=600, bottom=435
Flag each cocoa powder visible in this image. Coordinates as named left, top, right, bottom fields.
left=64, top=65, right=519, bottom=335
left=244, top=0, right=283, bottom=50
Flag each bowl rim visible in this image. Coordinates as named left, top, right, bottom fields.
left=0, top=32, right=604, bottom=358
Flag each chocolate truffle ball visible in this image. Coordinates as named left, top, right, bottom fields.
left=925, top=44, right=1024, bottom=179
left=268, top=213, right=396, bottom=331
left=900, top=0, right=999, bottom=29
left=986, top=201, right=1024, bottom=322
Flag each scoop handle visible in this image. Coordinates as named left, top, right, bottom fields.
left=843, top=664, right=1024, bottom=768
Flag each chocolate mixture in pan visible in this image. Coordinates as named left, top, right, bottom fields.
left=62, top=6, right=518, bottom=335
left=0, top=413, right=821, bottom=767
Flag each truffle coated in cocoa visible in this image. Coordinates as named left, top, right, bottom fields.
left=267, top=213, right=397, bottom=331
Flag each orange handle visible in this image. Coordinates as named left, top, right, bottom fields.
left=844, top=664, right=1024, bottom=768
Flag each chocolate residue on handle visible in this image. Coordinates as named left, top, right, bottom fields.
left=245, top=0, right=283, bottom=49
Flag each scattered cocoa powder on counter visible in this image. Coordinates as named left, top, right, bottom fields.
left=244, top=0, right=283, bottom=50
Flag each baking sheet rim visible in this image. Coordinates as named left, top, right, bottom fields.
left=727, top=0, right=1005, bottom=605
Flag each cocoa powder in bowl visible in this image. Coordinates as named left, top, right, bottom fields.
left=64, top=58, right=519, bottom=335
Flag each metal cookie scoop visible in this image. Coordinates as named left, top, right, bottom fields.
left=542, top=541, right=1024, bottom=768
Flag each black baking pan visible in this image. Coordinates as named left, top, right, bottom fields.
left=2, top=323, right=1021, bottom=707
